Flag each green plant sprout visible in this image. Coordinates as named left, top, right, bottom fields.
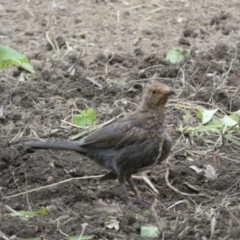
left=0, top=45, right=35, bottom=73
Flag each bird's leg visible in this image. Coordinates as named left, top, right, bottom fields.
left=119, top=183, right=131, bottom=205
left=119, top=183, right=141, bottom=211
left=127, top=178, right=151, bottom=206
left=118, top=173, right=132, bottom=204
left=118, top=173, right=140, bottom=210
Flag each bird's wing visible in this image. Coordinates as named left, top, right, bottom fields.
left=80, top=117, right=144, bottom=148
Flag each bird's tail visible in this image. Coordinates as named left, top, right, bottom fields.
left=26, top=141, right=86, bottom=153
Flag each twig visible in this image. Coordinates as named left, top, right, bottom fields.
left=151, top=199, right=165, bottom=235
left=179, top=68, right=185, bottom=87
left=85, top=77, right=103, bottom=90
left=4, top=175, right=104, bottom=199
left=227, top=210, right=240, bottom=227
left=46, top=31, right=57, bottom=52
left=0, top=231, right=9, bottom=240
left=165, top=168, right=205, bottom=197
left=167, top=200, right=188, bottom=210
left=79, top=223, right=88, bottom=240
left=1, top=203, right=22, bottom=215
left=61, top=112, right=124, bottom=130
left=138, top=65, right=167, bottom=77
left=123, top=78, right=180, bottom=86
left=24, top=168, right=32, bottom=211
left=132, top=174, right=159, bottom=194
left=67, top=48, right=85, bottom=76
left=5, top=172, right=160, bottom=200
left=148, top=6, right=164, bottom=13
left=222, top=59, right=234, bottom=86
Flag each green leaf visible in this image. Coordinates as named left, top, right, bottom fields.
left=66, top=235, right=94, bottom=240
left=220, top=115, right=238, bottom=127
left=72, top=108, right=96, bottom=127
left=106, top=77, right=125, bottom=86
left=10, top=207, right=48, bottom=217
left=225, top=135, right=240, bottom=147
left=142, top=210, right=151, bottom=216
left=141, top=226, right=159, bottom=237
left=166, top=48, right=184, bottom=64
left=21, top=62, right=35, bottom=74
left=70, top=126, right=101, bottom=140
left=0, top=46, right=35, bottom=73
left=183, top=113, right=191, bottom=121
left=200, top=109, right=218, bottom=124
left=205, top=211, right=211, bottom=217
left=178, top=124, right=221, bottom=135
left=206, top=120, right=223, bottom=128
left=197, top=125, right=221, bottom=133
left=36, top=207, right=48, bottom=215
left=0, top=46, right=28, bottom=64
left=196, top=110, right=202, bottom=120
left=230, top=109, right=240, bottom=116
left=229, top=114, right=239, bottom=122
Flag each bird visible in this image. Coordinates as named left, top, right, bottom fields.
left=26, top=81, right=174, bottom=208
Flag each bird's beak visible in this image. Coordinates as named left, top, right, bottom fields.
left=168, top=89, right=175, bottom=96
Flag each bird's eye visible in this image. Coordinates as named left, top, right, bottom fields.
left=152, top=90, right=156, bottom=94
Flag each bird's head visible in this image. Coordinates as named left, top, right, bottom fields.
left=140, top=81, right=175, bottom=110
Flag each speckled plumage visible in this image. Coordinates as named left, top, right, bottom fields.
left=26, top=81, right=174, bottom=207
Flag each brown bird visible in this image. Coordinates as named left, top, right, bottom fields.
left=26, top=81, right=174, bottom=208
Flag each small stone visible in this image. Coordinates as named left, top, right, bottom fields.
left=40, top=19, right=47, bottom=26
left=42, top=69, right=51, bottom=81
left=152, top=42, right=159, bottom=47
left=75, top=18, right=82, bottom=24
left=183, top=28, right=193, bottom=37
left=25, top=31, right=34, bottom=36
left=143, top=29, right=152, bottom=35
left=134, top=48, right=144, bottom=56
left=179, top=37, right=191, bottom=46
left=86, top=189, right=97, bottom=199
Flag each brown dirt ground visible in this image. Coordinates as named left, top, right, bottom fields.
left=1, top=0, right=240, bottom=239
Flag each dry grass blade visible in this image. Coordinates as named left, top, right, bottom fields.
left=227, top=210, right=240, bottom=226
left=210, top=208, right=217, bottom=237
left=132, top=173, right=159, bottom=194
left=0, top=231, right=9, bottom=240
left=86, top=77, right=103, bottom=89
left=165, top=168, right=205, bottom=197
left=151, top=199, right=165, bottom=236
left=67, top=48, right=85, bottom=76
left=4, top=173, right=158, bottom=200
left=4, top=175, right=104, bottom=199
left=167, top=200, right=188, bottom=210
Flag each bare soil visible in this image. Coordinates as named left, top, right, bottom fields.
left=1, top=0, right=240, bottom=239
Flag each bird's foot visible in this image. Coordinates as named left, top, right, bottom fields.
left=134, top=196, right=152, bottom=206
left=126, top=201, right=141, bottom=212
left=126, top=198, right=151, bottom=211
